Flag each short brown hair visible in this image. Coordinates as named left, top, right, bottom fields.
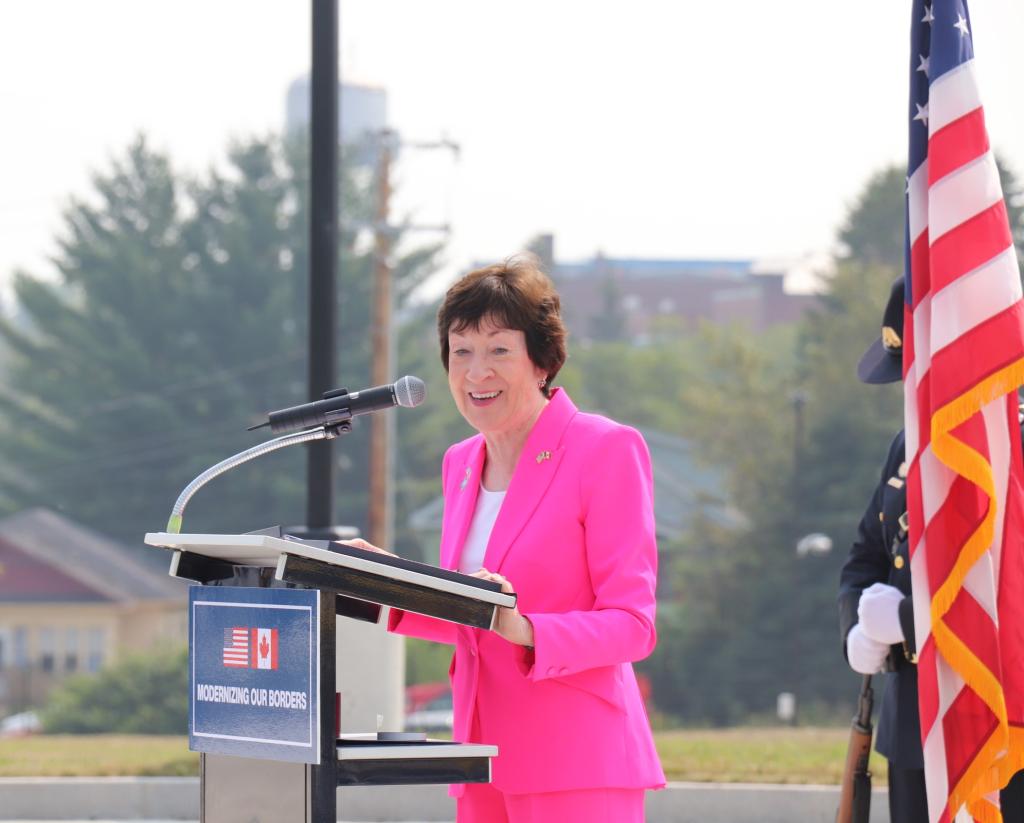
left=437, top=254, right=568, bottom=396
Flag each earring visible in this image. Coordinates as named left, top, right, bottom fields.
left=538, top=379, right=547, bottom=388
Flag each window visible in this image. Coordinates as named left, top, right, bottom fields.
left=13, top=627, right=28, bottom=669
left=86, top=628, right=106, bottom=673
left=64, top=628, right=79, bottom=673
left=39, top=628, right=56, bottom=673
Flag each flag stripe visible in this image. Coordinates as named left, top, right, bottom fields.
left=909, top=163, right=931, bottom=244
left=918, top=447, right=955, bottom=527
left=923, top=474, right=986, bottom=595
left=943, top=687, right=1000, bottom=789
left=944, top=590, right=1000, bottom=675
left=927, top=152, right=1003, bottom=242
left=919, top=638, right=941, bottom=732
left=930, top=201, right=1014, bottom=293
left=930, top=246, right=1020, bottom=350
left=923, top=713, right=951, bottom=820
left=929, top=59, right=981, bottom=133
left=927, top=303, right=1024, bottom=408
left=928, top=107, right=989, bottom=185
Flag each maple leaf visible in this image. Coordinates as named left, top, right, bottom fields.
left=260, top=635, right=270, bottom=659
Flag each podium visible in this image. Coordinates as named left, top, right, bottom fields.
left=145, top=530, right=513, bottom=823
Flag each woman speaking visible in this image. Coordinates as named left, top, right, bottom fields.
left=350, top=255, right=664, bottom=821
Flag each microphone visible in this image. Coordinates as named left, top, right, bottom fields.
left=250, top=375, right=426, bottom=434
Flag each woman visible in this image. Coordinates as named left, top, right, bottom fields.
left=349, top=255, right=665, bottom=822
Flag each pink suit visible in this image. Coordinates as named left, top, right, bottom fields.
left=390, top=388, right=666, bottom=800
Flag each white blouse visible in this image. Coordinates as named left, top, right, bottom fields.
left=458, top=484, right=506, bottom=573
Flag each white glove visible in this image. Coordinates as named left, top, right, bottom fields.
left=846, top=624, right=890, bottom=674
left=858, top=582, right=906, bottom=645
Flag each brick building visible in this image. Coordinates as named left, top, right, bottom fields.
left=549, top=252, right=818, bottom=344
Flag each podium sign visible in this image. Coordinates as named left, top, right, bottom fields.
left=189, top=586, right=320, bottom=764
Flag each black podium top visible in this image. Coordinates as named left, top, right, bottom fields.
left=145, top=532, right=516, bottom=630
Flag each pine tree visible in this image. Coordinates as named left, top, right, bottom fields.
left=0, top=135, right=439, bottom=547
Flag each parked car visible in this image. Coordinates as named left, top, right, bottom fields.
left=404, top=682, right=453, bottom=732
left=0, top=710, right=40, bottom=738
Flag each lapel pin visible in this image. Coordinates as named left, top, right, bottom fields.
left=535, top=450, right=552, bottom=464
left=460, top=466, right=471, bottom=491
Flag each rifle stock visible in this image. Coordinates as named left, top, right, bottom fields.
left=837, top=674, right=874, bottom=823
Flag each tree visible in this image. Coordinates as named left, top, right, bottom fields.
left=638, top=161, right=929, bottom=723
left=42, top=646, right=189, bottom=734
left=837, top=166, right=906, bottom=268
left=0, top=136, right=440, bottom=547
left=838, top=158, right=1024, bottom=270
left=587, top=274, right=628, bottom=343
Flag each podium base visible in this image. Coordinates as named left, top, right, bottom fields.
left=202, top=754, right=313, bottom=823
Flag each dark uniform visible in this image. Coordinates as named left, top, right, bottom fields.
left=840, top=278, right=1024, bottom=822
left=839, top=428, right=925, bottom=819
left=840, top=429, right=1024, bottom=822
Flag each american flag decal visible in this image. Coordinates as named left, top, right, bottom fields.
left=222, top=627, right=250, bottom=668
left=904, top=1, right=1024, bottom=821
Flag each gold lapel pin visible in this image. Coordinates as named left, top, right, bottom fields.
left=535, top=450, right=552, bottom=464
left=460, top=466, right=471, bottom=490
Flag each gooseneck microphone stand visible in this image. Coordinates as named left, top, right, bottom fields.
left=165, top=421, right=352, bottom=535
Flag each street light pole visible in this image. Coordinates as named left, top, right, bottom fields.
left=306, top=0, right=339, bottom=533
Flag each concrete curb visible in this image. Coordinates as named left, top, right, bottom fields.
left=0, top=777, right=891, bottom=822
left=0, top=778, right=197, bottom=820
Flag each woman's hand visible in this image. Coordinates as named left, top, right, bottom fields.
left=334, top=537, right=397, bottom=557
left=471, top=568, right=534, bottom=647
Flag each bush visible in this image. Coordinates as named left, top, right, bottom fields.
left=42, top=646, right=188, bottom=734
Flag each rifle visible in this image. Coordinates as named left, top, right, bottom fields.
left=836, top=674, right=874, bottom=823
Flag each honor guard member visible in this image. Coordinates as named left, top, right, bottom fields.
left=838, top=278, right=1024, bottom=822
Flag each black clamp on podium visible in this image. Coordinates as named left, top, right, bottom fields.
left=145, top=529, right=515, bottom=823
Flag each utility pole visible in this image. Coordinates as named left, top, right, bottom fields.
left=365, top=132, right=459, bottom=551
left=367, top=130, right=396, bottom=549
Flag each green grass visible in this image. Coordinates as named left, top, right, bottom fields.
left=0, top=736, right=198, bottom=777
left=655, top=727, right=887, bottom=784
left=0, top=727, right=886, bottom=784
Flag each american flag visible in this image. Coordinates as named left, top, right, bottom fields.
left=222, top=627, right=250, bottom=668
left=903, top=1, right=1024, bottom=821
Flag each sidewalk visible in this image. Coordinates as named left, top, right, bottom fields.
left=0, top=778, right=892, bottom=823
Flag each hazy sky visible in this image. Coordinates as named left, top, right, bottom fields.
left=2, top=0, right=1023, bottom=297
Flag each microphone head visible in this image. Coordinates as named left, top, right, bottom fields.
left=394, top=375, right=426, bottom=408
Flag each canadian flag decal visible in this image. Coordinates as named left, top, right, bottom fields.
left=251, top=627, right=278, bottom=670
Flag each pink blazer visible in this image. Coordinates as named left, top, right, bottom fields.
left=389, top=388, right=666, bottom=795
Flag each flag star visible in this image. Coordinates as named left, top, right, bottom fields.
left=914, top=102, right=930, bottom=126
left=955, top=14, right=970, bottom=36
left=922, top=5, right=934, bottom=23
left=917, top=54, right=930, bottom=77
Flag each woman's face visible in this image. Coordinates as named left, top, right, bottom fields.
left=447, top=317, right=548, bottom=438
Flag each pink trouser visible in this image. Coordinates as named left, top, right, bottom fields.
left=457, top=782, right=646, bottom=823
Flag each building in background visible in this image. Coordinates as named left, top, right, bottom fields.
left=285, top=78, right=388, bottom=153
left=0, top=508, right=186, bottom=716
left=551, top=253, right=817, bottom=344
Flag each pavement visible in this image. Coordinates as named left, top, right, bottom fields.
left=0, top=778, right=894, bottom=823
